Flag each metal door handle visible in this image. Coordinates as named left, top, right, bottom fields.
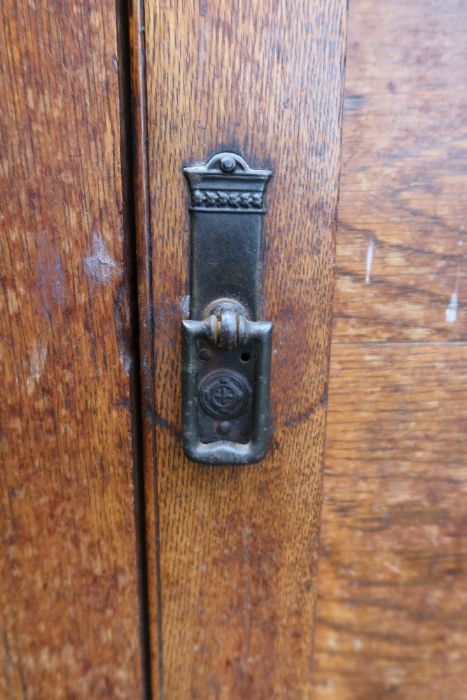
left=182, top=152, right=273, bottom=465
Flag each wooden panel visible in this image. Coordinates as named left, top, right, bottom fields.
left=314, top=2, right=467, bottom=695
left=333, top=0, right=467, bottom=343
left=312, top=344, right=467, bottom=699
left=139, top=1, right=347, bottom=696
left=0, top=2, right=144, bottom=696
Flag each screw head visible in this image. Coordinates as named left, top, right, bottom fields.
left=220, top=155, right=236, bottom=173
left=217, top=420, right=232, bottom=436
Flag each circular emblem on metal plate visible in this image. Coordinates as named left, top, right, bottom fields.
left=199, top=370, right=250, bottom=420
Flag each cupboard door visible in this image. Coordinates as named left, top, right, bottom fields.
left=0, top=1, right=146, bottom=696
left=312, top=1, right=467, bottom=698
left=132, top=1, right=347, bottom=696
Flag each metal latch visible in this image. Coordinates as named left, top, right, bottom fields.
left=182, top=152, right=273, bottom=465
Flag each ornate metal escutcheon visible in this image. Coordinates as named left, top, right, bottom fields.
left=182, top=152, right=273, bottom=464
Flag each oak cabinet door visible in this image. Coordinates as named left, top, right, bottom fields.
left=1, top=0, right=347, bottom=697
left=132, top=1, right=347, bottom=697
left=0, top=0, right=145, bottom=696
left=3, top=1, right=466, bottom=698
left=313, top=1, right=467, bottom=699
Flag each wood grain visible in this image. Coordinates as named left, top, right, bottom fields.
left=333, top=0, right=467, bottom=343
left=138, top=1, right=347, bottom=696
left=0, top=1, right=144, bottom=696
left=313, top=0, right=467, bottom=697
left=312, top=345, right=467, bottom=699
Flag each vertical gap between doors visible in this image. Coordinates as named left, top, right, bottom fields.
left=115, top=0, right=154, bottom=696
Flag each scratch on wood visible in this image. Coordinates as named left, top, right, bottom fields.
left=83, top=233, right=120, bottom=285
left=445, top=291, right=459, bottom=324
left=26, top=341, right=47, bottom=396
left=445, top=273, right=459, bottom=324
left=365, top=235, right=375, bottom=284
